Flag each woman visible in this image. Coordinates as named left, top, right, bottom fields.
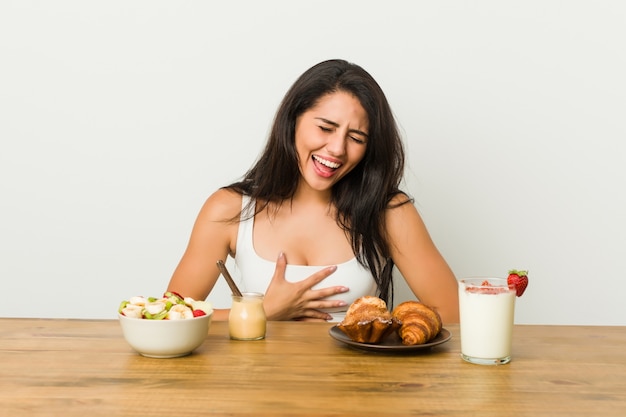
left=167, top=59, right=459, bottom=323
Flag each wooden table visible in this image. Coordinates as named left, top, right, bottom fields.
left=1, top=319, right=625, bottom=416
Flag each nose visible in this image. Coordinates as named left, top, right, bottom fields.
left=325, top=132, right=347, bottom=156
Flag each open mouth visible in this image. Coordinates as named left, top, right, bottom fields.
left=312, top=155, right=342, bottom=170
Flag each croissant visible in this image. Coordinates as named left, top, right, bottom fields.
left=391, top=301, right=442, bottom=345
left=337, top=296, right=401, bottom=343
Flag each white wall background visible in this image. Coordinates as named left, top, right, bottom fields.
left=1, top=1, right=624, bottom=325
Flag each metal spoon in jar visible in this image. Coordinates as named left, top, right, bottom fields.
left=216, top=260, right=243, bottom=297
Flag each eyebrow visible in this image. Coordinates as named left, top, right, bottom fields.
left=315, top=117, right=369, bottom=138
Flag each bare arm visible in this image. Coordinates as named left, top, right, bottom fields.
left=167, top=188, right=241, bottom=321
left=386, top=198, right=459, bottom=324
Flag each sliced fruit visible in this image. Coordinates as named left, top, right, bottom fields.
left=167, top=304, right=194, bottom=320
left=189, top=299, right=213, bottom=315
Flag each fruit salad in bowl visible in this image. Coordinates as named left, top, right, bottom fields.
left=118, top=291, right=213, bottom=358
left=119, top=291, right=213, bottom=320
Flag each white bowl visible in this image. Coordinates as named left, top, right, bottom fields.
left=118, top=312, right=212, bottom=358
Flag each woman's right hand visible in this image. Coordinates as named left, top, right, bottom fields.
left=263, top=252, right=349, bottom=321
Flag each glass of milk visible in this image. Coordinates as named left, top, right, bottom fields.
left=229, top=292, right=267, bottom=341
left=458, top=278, right=516, bottom=365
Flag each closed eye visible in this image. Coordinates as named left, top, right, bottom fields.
left=315, top=118, right=368, bottom=144
left=350, top=135, right=366, bottom=144
left=318, top=126, right=367, bottom=144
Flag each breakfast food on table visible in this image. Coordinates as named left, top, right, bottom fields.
left=336, top=296, right=401, bottom=343
left=118, top=291, right=213, bottom=320
left=507, top=269, right=529, bottom=297
left=336, top=296, right=444, bottom=345
left=391, top=301, right=442, bottom=345
left=458, top=270, right=528, bottom=364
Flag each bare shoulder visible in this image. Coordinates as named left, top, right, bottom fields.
left=191, top=188, right=242, bottom=256
left=198, top=188, right=243, bottom=222
left=386, top=193, right=420, bottom=220
left=385, top=193, right=430, bottom=242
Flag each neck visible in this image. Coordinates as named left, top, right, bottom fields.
left=292, top=182, right=333, bottom=207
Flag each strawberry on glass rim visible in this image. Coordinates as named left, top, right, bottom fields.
left=507, top=270, right=529, bottom=297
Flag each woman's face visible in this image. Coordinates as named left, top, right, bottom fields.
left=294, top=91, right=369, bottom=193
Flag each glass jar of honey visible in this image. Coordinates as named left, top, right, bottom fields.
left=229, top=292, right=266, bottom=340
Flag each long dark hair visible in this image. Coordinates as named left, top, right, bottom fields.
left=226, top=59, right=410, bottom=304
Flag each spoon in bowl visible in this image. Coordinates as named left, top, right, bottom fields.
left=216, top=260, right=243, bottom=297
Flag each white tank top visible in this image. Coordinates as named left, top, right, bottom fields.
left=234, top=195, right=377, bottom=322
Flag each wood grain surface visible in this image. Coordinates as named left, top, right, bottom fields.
left=1, top=319, right=625, bottom=416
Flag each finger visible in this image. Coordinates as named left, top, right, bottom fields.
left=308, top=285, right=350, bottom=300
left=306, top=298, right=348, bottom=310
left=299, top=265, right=338, bottom=288
left=297, top=309, right=333, bottom=321
left=269, top=251, right=288, bottom=283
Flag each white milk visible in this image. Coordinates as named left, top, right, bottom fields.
left=458, top=279, right=516, bottom=364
